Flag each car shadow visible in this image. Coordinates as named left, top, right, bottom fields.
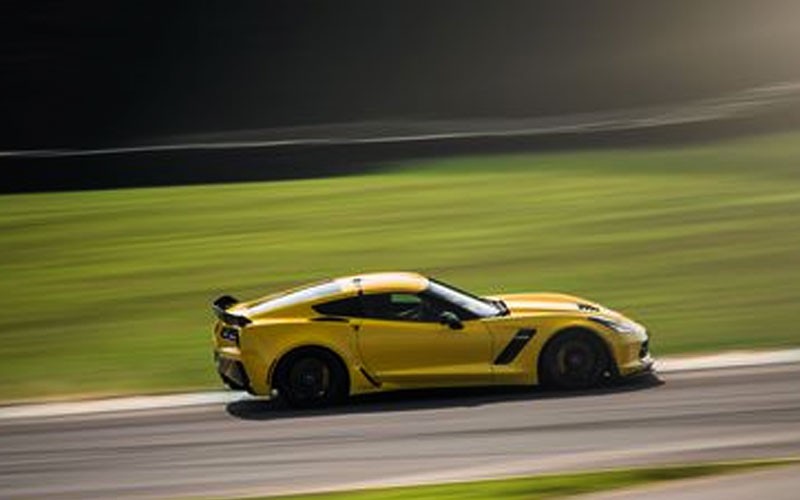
left=225, top=373, right=664, bottom=421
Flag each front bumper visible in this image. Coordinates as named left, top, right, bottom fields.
left=598, top=317, right=654, bottom=379
left=617, top=336, right=655, bottom=377
left=623, top=353, right=655, bottom=377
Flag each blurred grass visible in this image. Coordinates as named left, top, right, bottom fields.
left=1, top=131, right=800, bottom=400
left=242, top=458, right=799, bottom=500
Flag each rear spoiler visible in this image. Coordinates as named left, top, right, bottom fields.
left=212, top=295, right=252, bottom=327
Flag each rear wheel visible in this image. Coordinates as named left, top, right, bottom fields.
left=541, top=330, right=609, bottom=390
left=275, top=349, right=347, bottom=408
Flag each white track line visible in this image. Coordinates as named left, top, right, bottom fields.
left=1, top=348, right=799, bottom=420
left=656, top=348, right=800, bottom=373
left=0, top=392, right=254, bottom=420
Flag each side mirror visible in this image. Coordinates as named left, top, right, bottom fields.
left=439, top=311, right=463, bottom=330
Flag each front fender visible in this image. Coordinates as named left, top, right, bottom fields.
left=487, top=315, right=617, bottom=385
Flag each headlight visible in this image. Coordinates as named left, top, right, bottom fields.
left=588, top=316, right=642, bottom=334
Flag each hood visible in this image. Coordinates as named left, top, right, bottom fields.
left=490, top=292, right=606, bottom=315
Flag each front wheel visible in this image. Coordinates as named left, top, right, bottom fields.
left=275, top=350, right=347, bottom=408
left=541, top=331, right=609, bottom=390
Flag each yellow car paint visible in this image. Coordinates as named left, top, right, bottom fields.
left=211, top=272, right=652, bottom=401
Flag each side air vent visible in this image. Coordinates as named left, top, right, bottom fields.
left=578, top=303, right=600, bottom=312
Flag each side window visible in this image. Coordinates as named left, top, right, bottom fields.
left=420, top=290, right=479, bottom=321
left=361, top=293, right=444, bottom=322
left=314, top=292, right=476, bottom=322
left=312, top=296, right=362, bottom=317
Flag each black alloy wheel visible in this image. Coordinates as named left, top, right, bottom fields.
left=542, top=331, right=608, bottom=390
left=276, top=350, right=347, bottom=408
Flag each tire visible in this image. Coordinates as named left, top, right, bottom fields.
left=275, top=349, right=348, bottom=408
left=540, top=330, right=609, bottom=390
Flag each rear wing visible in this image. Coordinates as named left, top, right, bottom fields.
left=212, top=295, right=252, bottom=327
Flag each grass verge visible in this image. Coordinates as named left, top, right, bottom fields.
left=1, top=131, right=800, bottom=400
left=241, top=458, right=800, bottom=500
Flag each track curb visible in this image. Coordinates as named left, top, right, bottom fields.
left=2, top=348, right=799, bottom=420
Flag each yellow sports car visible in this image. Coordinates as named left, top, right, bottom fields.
left=212, top=272, right=652, bottom=407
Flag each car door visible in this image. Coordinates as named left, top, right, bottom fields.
left=354, top=292, right=492, bottom=386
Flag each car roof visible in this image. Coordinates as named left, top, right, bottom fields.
left=335, top=272, right=429, bottom=294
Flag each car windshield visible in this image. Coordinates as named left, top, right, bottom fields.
left=428, top=278, right=503, bottom=318
left=247, top=280, right=341, bottom=315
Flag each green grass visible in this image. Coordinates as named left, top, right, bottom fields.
left=1, top=131, right=800, bottom=400
left=240, top=458, right=800, bottom=500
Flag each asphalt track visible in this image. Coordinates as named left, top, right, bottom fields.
left=2, top=363, right=800, bottom=499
